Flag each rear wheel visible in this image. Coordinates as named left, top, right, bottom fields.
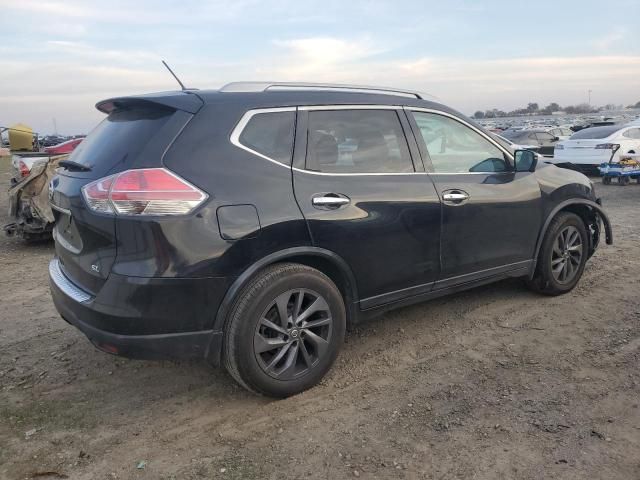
left=602, top=176, right=611, bottom=185
left=526, top=212, right=588, bottom=296
left=619, top=175, right=630, bottom=186
left=223, top=263, right=346, bottom=397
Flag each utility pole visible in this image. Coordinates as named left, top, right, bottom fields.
left=52, top=118, right=58, bottom=135
left=588, top=90, right=592, bottom=106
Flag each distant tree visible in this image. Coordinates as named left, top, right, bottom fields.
left=634, top=101, right=640, bottom=109
left=527, top=102, right=539, bottom=113
left=473, top=111, right=485, bottom=119
left=541, top=102, right=561, bottom=115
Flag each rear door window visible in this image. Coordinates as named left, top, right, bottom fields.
left=238, top=110, right=296, bottom=165
left=305, top=109, right=413, bottom=173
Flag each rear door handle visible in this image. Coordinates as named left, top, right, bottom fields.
left=312, top=194, right=350, bottom=210
left=442, top=190, right=470, bottom=205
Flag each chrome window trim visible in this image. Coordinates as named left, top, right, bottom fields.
left=299, top=104, right=401, bottom=111
left=49, top=258, right=92, bottom=303
left=405, top=106, right=516, bottom=165
left=229, top=107, right=297, bottom=168
left=230, top=105, right=516, bottom=176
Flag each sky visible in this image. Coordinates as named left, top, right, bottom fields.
left=1, top=0, right=639, bottom=135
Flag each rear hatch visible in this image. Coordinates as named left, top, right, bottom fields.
left=50, top=93, right=201, bottom=294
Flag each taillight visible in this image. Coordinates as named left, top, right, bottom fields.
left=81, top=168, right=207, bottom=216
left=595, top=143, right=620, bottom=151
left=18, top=160, right=30, bottom=177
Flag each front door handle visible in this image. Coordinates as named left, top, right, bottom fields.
left=312, top=194, right=350, bottom=210
left=442, top=190, right=470, bottom=205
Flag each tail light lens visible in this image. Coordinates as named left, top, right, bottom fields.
left=18, top=160, right=30, bottom=177
left=82, top=168, right=207, bottom=216
left=595, top=143, right=620, bottom=151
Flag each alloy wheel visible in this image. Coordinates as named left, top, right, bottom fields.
left=551, top=225, right=583, bottom=284
left=253, top=289, right=333, bottom=380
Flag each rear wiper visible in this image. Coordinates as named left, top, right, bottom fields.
left=58, top=160, right=92, bottom=172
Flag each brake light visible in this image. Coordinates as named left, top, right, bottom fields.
left=81, top=168, right=207, bottom=216
left=18, top=160, right=30, bottom=177
left=595, top=143, right=620, bottom=151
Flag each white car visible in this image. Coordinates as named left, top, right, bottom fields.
left=554, top=125, right=640, bottom=173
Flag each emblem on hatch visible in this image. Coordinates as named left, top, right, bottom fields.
left=91, top=263, right=100, bottom=273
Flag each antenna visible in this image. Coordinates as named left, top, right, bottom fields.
left=162, top=60, right=186, bottom=90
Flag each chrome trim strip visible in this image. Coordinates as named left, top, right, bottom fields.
left=229, top=105, right=514, bottom=176
left=49, top=258, right=92, bottom=303
left=229, top=107, right=297, bottom=168
left=50, top=203, right=71, bottom=215
left=405, top=106, right=515, bottom=162
left=299, top=104, right=401, bottom=111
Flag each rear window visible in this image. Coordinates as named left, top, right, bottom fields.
left=570, top=126, right=620, bottom=139
left=68, top=107, right=173, bottom=175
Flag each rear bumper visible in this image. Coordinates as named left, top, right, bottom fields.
left=49, top=258, right=227, bottom=362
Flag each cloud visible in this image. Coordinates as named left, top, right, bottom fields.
left=593, top=29, right=627, bottom=51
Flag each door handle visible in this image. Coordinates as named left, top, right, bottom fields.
left=312, top=194, right=350, bottom=209
left=442, top=190, right=470, bottom=205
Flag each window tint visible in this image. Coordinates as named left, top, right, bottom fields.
left=623, top=128, right=640, bottom=139
left=238, top=111, right=295, bottom=165
left=570, top=126, right=620, bottom=139
left=306, top=109, right=413, bottom=173
left=411, top=112, right=509, bottom=173
left=536, top=132, right=554, bottom=141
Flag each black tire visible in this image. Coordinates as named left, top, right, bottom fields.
left=526, top=212, right=589, bottom=296
left=602, top=176, right=611, bottom=185
left=223, top=263, right=346, bottom=397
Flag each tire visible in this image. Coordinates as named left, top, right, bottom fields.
left=619, top=176, right=630, bottom=186
left=223, top=263, right=346, bottom=397
left=526, top=212, right=589, bottom=296
left=602, top=176, right=611, bottom=185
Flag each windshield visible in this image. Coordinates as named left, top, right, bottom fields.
left=570, top=126, right=620, bottom=140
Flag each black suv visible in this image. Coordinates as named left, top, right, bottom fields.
left=49, top=83, right=612, bottom=397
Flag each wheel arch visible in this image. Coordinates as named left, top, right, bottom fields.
left=531, top=198, right=613, bottom=277
left=212, top=247, right=359, bottom=334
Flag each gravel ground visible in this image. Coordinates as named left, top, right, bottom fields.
left=1, top=156, right=639, bottom=480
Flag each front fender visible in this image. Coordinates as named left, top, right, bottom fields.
left=533, top=198, right=613, bottom=267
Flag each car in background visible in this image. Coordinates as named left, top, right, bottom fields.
left=501, top=129, right=560, bottom=156
left=554, top=125, right=640, bottom=175
left=491, top=133, right=546, bottom=161
left=44, top=137, right=84, bottom=155
left=547, top=127, right=573, bottom=141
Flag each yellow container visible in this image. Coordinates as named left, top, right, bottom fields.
left=8, top=123, right=34, bottom=151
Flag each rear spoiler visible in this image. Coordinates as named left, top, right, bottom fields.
left=96, top=90, right=204, bottom=114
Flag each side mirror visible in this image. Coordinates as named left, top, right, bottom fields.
left=514, top=149, right=537, bottom=172
left=553, top=136, right=560, bottom=142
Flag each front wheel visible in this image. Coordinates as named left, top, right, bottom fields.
left=526, top=212, right=589, bottom=296
left=223, top=263, right=346, bottom=397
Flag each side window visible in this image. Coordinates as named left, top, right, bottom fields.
left=527, top=133, right=538, bottom=141
left=623, top=128, right=640, bottom=139
left=536, top=132, right=554, bottom=141
left=305, top=109, right=413, bottom=173
left=238, top=110, right=295, bottom=165
left=561, top=128, right=573, bottom=136
left=411, top=111, right=509, bottom=173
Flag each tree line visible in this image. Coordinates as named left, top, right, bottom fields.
left=473, top=100, right=640, bottom=119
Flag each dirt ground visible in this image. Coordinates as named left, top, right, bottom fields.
left=0, top=156, right=638, bottom=480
